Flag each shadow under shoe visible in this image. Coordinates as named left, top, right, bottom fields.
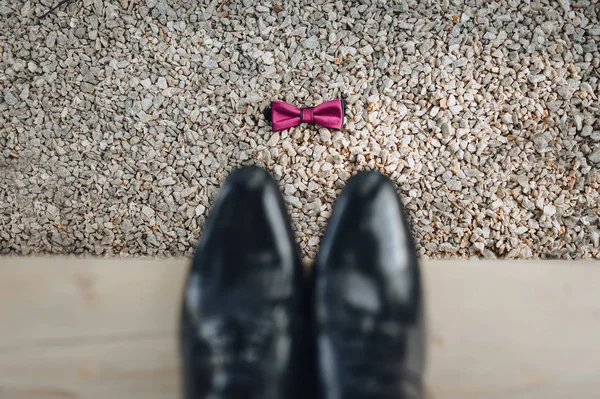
left=315, top=171, right=426, bottom=399
left=180, top=166, right=307, bottom=399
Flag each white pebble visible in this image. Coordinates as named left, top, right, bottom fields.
left=543, top=204, right=556, bottom=216
left=156, top=77, right=168, bottom=89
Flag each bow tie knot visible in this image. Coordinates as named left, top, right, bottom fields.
left=300, top=108, right=314, bottom=124
left=265, top=98, right=345, bottom=132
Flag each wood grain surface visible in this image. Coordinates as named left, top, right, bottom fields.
left=1, top=257, right=599, bottom=399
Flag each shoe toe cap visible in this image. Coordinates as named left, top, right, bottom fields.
left=318, top=171, right=421, bottom=316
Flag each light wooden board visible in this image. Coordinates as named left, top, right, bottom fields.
left=0, top=257, right=599, bottom=399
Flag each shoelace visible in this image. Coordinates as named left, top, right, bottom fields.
left=199, top=311, right=276, bottom=396
left=329, top=320, right=421, bottom=399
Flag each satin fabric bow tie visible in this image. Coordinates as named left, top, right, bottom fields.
left=264, top=98, right=345, bottom=131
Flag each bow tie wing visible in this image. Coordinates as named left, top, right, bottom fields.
left=271, top=101, right=301, bottom=132
left=312, top=98, right=344, bottom=130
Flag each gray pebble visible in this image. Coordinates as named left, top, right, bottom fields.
left=3, top=90, right=18, bottom=106
left=589, top=147, right=600, bottom=164
left=302, top=36, right=318, bottom=50
left=142, top=206, right=155, bottom=218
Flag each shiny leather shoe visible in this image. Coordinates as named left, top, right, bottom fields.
left=315, top=171, right=426, bottom=399
left=180, top=166, right=308, bottom=399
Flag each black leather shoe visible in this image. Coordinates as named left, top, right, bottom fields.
left=315, top=171, right=426, bottom=399
left=180, top=166, right=308, bottom=399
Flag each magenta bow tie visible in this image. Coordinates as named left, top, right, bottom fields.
left=265, top=98, right=345, bottom=131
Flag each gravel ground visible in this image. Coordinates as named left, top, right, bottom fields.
left=1, top=0, right=599, bottom=260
